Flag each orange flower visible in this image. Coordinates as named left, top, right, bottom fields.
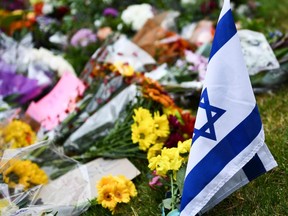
left=8, top=20, right=32, bottom=35
left=141, top=77, right=175, bottom=107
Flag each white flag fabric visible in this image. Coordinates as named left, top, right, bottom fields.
left=180, top=1, right=277, bottom=215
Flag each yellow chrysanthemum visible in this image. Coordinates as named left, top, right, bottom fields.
left=132, top=107, right=153, bottom=126
left=3, top=120, right=37, bottom=149
left=131, top=121, right=156, bottom=151
left=161, top=147, right=183, bottom=171
left=147, top=143, right=164, bottom=161
left=113, top=61, right=134, bottom=77
left=153, top=111, right=170, bottom=138
left=3, top=160, right=48, bottom=190
left=178, top=139, right=192, bottom=154
left=162, top=106, right=179, bottom=116
left=149, top=146, right=185, bottom=176
left=148, top=155, right=171, bottom=176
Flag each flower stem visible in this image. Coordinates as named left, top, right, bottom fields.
left=170, top=174, right=175, bottom=210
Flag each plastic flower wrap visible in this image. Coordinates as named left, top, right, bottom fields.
left=54, top=36, right=156, bottom=147
left=0, top=32, right=75, bottom=106
left=0, top=140, right=91, bottom=215
left=96, top=175, right=137, bottom=214
left=62, top=72, right=175, bottom=161
left=2, top=159, right=48, bottom=190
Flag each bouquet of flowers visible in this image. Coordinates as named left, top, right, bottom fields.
left=0, top=140, right=91, bottom=216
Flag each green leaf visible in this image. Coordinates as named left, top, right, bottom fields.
left=162, top=198, right=172, bottom=210
left=176, top=165, right=186, bottom=195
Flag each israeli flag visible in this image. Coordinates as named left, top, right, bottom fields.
left=180, top=1, right=277, bottom=215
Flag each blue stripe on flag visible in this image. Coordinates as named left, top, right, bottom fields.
left=180, top=105, right=262, bottom=210
left=209, top=9, right=237, bottom=60
left=243, top=154, right=267, bottom=181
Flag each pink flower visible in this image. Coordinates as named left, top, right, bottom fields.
left=149, top=171, right=163, bottom=188
left=70, top=28, right=97, bottom=47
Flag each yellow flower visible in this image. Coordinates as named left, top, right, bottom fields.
left=132, top=107, right=153, bottom=126
left=113, top=61, right=134, bottom=77
left=162, top=106, right=180, bottom=116
left=11, top=10, right=24, bottom=16
left=149, top=147, right=184, bottom=177
left=178, top=139, right=191, bottom=154
left=153, top=111, right=170, bottom=138
left=96, top=175, right=137, bottom=214
left=97, top=175, right=117, bottom=191
left=3, top=160, right=48, bottom=190
left=29, top=0, right=42, bottom=5
left=118, top=175, right=137, bottom=197
left=148, top=155, right=171, bottom=176
left=97, top=184, right=117, bottom=211
left=3, top=120, right=37, bottom=149
left=0, top=199, right=10, bottom=209
left=161, top=147, right=183, bottom=171
left=131, top=121, right=156, bottom=151
left=147, top=143, right=164, bottom=161
left=113, top=182, right=130, bottom=203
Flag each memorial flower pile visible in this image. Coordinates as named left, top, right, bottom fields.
left=0, top=0, right=286, bottom=215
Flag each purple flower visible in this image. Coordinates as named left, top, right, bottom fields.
left=0, top=59, right=16, bottom=74
left=1, top=0, right=26, bottom=11
left=103, top=7, right=119, bottom=17
left=0, top=71, right=46, bottom=104
left=70, top=28, right=97, bottom=47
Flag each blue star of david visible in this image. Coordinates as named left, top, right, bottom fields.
left=193, top=88, right=226, bottom=142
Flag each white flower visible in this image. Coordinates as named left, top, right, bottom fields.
left=117, top=23, right=123, bottom=31
left=181, top=0, right=197, bottom=5
left=236, top=4, right=249, bottom=15
left=94, top=19, right=102, bottom=27
left=26, top=48, right=75, bottom=76
left=49, top=32, right=68, bottom=46
left=121, top=4, right=154, bottom=31
left=42, top=3, right=53, bottom=15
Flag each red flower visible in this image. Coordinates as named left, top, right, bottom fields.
left=180, top=112, right=196, bottom=136
left=34, top=2, right=44, bottom=16
left=165, top=132, right=184, bottom=148
left=200, top=0, right=218, bottom=14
